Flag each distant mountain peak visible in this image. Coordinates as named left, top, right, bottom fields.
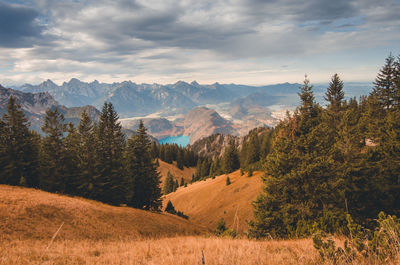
left=67, top=78, right=83, bottom=85
left=175, top=80, right=190, bottom=86
left=190, top=80, right=199, bottom=86
left=42, top=79, right=56, bottom=86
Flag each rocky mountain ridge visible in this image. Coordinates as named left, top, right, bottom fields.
left=16, top=79, right=302, bottom=119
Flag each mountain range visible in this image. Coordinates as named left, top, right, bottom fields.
left=5, top=79, right=372, bottom=143
left=16, top=79, right=302, bottom=118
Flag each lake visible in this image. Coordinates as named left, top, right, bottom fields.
left=158, top=135, right=190, bottom=147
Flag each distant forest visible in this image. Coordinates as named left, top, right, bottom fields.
left=0, top=96, right=273, bottom=209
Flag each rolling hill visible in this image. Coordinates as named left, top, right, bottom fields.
left=157, top=159, right=196, bottom=186
left=164, top=170, right=264, bottom=233
left=0, top=185, right=206, bottom=241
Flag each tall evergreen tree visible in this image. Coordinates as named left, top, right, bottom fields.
left=373, top=54, right=397, bottom=110
left=325, top=74, right=345, bottom=129
left=125, top=120, right=162, bottom=210
left=163, top=171, right=175, bottom=195
left=246, top=133, right=261, bottom=166
left=249, top=77, right=343, bottom=238
left=223, top=139, right=240, bottom=174
left=63, top=123, right=80, bottom=194
left=94, top=102, right=129, bottom=205
left=0, top=96, right=39, bottom=187
left=76, top=110, right=96, bottom=197
left=40, top=108, right=67, bottom=192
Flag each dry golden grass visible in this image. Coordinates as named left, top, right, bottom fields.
left=0, top=236, right=319, bottom=265
left=0, top=185, right=205, bottom=241
left=157, top=160, right=196, bottom=186
left=164, top=170, right=263, bottom=233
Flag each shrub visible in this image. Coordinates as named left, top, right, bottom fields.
left=313, top=212, right=400, bottom=264
left=215, top=218, right=227, bottom=235
left=226, top=176, right=231, bottom=185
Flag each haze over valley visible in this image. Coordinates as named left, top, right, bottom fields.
left=3, top=78, right=372, bottom=145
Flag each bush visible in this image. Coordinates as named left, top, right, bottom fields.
left=215, top=218, right=227, bottom=235
left=214, top=218, right=237, bottom=238
left=313, top=212, right=400, bottom=264
left=226, top=176, right=231, bottom=185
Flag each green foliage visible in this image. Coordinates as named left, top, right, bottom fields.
left=163, top=171, right=176, bottom=195
left=369, top=212, right=400, bottom=260
left=40, top=107, right=67, bottom=192
left=94, top=102, right=130, bottom=205
left=214, top=217, right=237, bottom=238
left=126, top=120, right=162, bottom=211
left=313, top=212, right=400, bottom=264
left=76, top=111, right=96, bottom=198
left=0, top=96, right=39, bottom=187
left=250, top=56, right=400, bottom=239
left=222, top=139, right=240, bottom=173
left=215, top=218, right=227, bottom=236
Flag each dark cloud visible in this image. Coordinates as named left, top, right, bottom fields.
left=0, top=1, right=45, bottom=48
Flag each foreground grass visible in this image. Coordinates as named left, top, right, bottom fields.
left=0, top=236, right=318, bottom=265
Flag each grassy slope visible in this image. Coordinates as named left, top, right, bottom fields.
left=164, top=170, right=264, bottom=233
left=0, top=185, right=205, bottom=241
left=157, top=159, right=196, bottom=186
left=1, top=237, right=319, bottom=265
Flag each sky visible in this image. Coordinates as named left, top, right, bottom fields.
left=0, top=0, right=399, bottom=86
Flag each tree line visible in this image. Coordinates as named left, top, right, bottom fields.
left=0, top=101, right=162, bottom=210
left=249, top=54, right=400, bottom=238
left=187, top=129, right=273, bottom=182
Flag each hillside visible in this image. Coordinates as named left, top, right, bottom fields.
left=157, top=159, right=196, bottom=186
left=164, top=170, right=264, bottom=233
left=0, top=185, right=205, bottom=241
left=0, top=85, right=100, bottom=132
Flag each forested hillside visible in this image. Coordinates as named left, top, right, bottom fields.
left=249, top=55, right=400, bottom=239
left=0, top=101, right=162, bottom=210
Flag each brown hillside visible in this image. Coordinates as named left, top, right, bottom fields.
left=164, top=170, right=264, bottom=233
left=157, top=159, right=196, bottom=186
left=0, top=185, right=205, bottom=241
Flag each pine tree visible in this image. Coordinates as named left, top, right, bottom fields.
left=246, top=133, right=260, bottom=166
left=76, top=110, right=96, bottom=197
left=94, top=102, right=130, bottom=205
left=40, top=108, right=67, bottom=192
left=165, top=200, right=176, bottom=214
left=0, top=96, right=39, bottom=187
left=174, top=179, right=179, bottom=191
left=126, top=120, right=162, bottom=210
left=325, top=74, right=345, bottom=129
left=249, top=77, right=343, bottom=238
left=180, top=177, right=185, bottom=186
left=63, top=123, right=80, bottom=194
left=223, top=139, right=240, bottom=173
left=373, top=54, right=397, bottom=110
left=163, top=171, right=175, bottom=194
left=177, top=149, right=184, bottom=170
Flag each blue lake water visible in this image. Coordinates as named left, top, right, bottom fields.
left=158, top=135, right=190, bottom=147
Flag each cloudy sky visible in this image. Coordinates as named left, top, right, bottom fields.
left=0, top=0, right=399, bottom=86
